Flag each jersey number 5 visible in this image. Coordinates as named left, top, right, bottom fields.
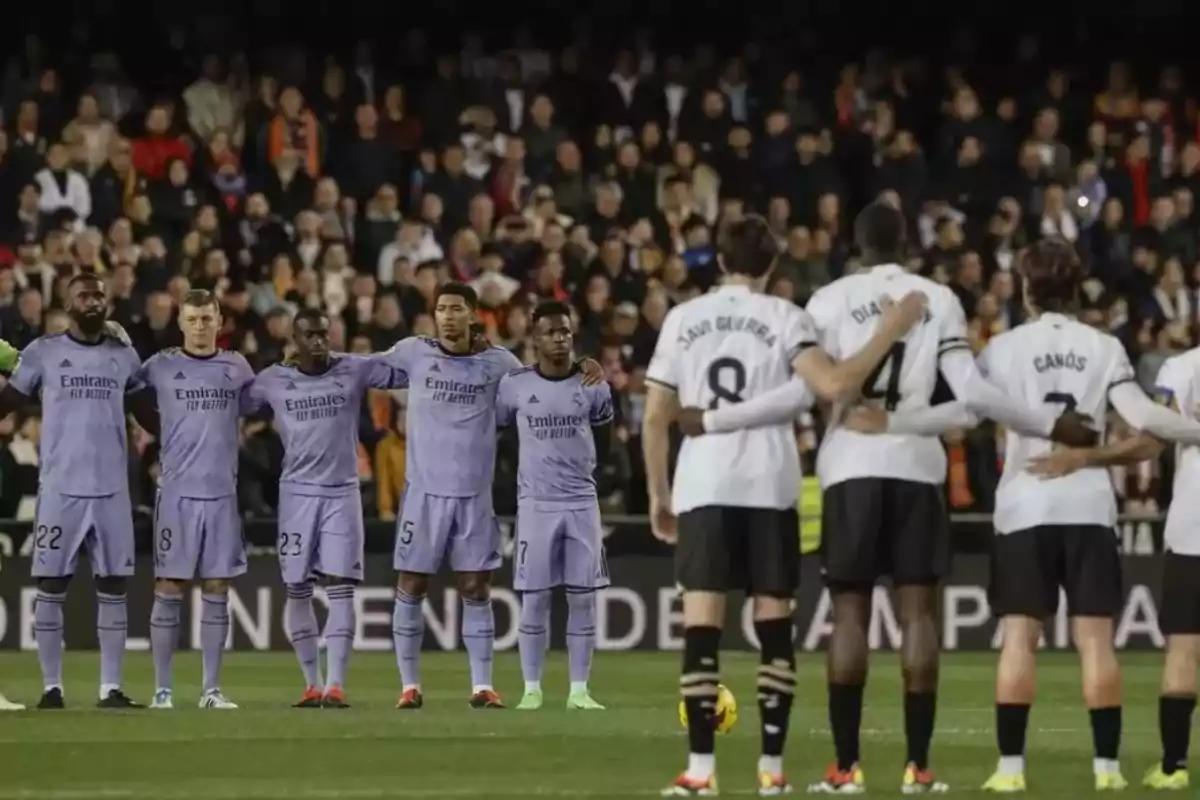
left=863, top=343, right=906, bottom=411
left=707, top=357, right=746, bottom=409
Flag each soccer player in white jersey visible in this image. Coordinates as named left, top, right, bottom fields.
left=1023, top=342, right=1200, bottom=791
left=844, top=239, right=1200, bottom=793
left=644, top=215, right=930, bottom=797
left=684, top=207, right=1098, bottom=795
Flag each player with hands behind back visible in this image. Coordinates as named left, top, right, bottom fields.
left=137, top=291, right=256, bottom=710
left=496, top=301, right=614, bottom=712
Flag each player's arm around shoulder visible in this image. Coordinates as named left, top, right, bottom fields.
left=124, top=348, right=160, bottom=437
left=495, top=368, right=529, bottom=427
left=791, top=289, right=927, bottom=402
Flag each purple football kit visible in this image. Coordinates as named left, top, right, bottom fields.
left=496, top=366, right=614, bottom=591
left=246, top=353, right=405, bottom=697
left=139, top=348, right=256, bottom=580
left=245, top=354, right=406, bottom=583
left=383, top=337, right=522, bottom=574
left=11, top=333, right=145, bottom=578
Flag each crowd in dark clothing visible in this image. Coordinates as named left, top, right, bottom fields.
left=0, top=21, right=1192, bottom=526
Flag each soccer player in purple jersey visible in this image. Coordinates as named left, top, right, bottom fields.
left=244, top=307, right=406, bottom=708
left=137, top=290, right=256, bottom=710
left=384, top=282, right=604, bottom=710
left=496, top=301, right=613, bottom=711
left=0, top=274, right=159, bottom=709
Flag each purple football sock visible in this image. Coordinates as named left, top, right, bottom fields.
left=34, top=591, right=65, bottom=689
left=392, top=589, right=424, bottom=689
left=200, top=593, right=229, bottom=693
left=149, top=592, right=182, bottom=691
left=566, top=589, right=597, bottom=685
left=518, top=590, right=551, bottom=684
left=96, top=592, right=128, bottom=690
left=462, top=596, right=495, bottom=690
left=284, top=583, right=323, bottom=689
left=323, top=584, right=356, bottom=689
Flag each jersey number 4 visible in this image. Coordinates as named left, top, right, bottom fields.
left=863, top=343, right=906, bottom=411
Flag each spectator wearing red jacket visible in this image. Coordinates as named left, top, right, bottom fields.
left=132, top=105, right=192, bottom=181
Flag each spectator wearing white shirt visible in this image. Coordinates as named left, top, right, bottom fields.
left=377, top=218, right=444, bottom=286
left=34, top=142, right=90, bottom=232
left=183, top=55, right=241, bottom=142
left=1039, top=183, right=1079, bottom=243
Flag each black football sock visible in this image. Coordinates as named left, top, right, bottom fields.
left=1160, top=695, right=1196, bottom=775
left=754, top=618, right=796, bottom=759
left=828, top=682, right=864, bottom=771
left=904, top=691, right=937, bottom=770
left=1089, top=706, right=1122, bottom=761
left=996, top=703, right=1030, bottom=758
left=681, top=626, right=722, bottom=757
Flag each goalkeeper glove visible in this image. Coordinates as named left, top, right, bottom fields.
left=0, top=339, right=19, bottom=374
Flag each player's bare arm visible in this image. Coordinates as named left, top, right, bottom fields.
left=126, top=389, right=161, bottom=437
left=591, top=419, right=613, bottom=461
left=1027, top=431, right=1163, bottom=479
left=1107, top=380, right=1200, bottom=445
left=0, top=382, right=31, bottom=417
left=642, top=382, right=679, bottom=543
left=792, top=292, right=928, bottom=403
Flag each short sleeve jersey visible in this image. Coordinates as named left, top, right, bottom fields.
left=9, top=332, right=145, bottom=497
left=646, top=284, right=812, bottom=514
left=139, top=348, right=256, bottom=499
left=381, top=337, right=522, bottom=497
left=981, top=312, right=1135, bottom=533
left=1154, top=349, right=1200, bottom=555
left=806, top=264, right=966, bottom=487
left=496, top=366, right=614, bottom=508
left=245, top=354, right=406, bottom=496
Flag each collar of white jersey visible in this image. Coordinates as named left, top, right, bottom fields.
left=1038, top=311, right=1074, bottom=324
left=864, top=262, right=905, bottom=275
left=717, top=283, right=753, bottom=294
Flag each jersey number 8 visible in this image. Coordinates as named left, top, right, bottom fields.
left=707, top=357, right=746, bottom=409
left=862, top=343, right=906, bottom=411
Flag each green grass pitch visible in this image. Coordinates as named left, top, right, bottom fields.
left=0, top=651, right=1184, bottom=798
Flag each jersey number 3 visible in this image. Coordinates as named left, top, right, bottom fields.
left=707, top=357, right=746, bottom=409
left=863, top=343, right=906, bottom=411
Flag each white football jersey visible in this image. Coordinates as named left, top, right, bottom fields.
left=981, top=312, right=1134, bottom=534
left=807, top=264, right=969, bottom=487
left=1153, top=349, right=1200, bottom=556
left=646, top=284, right=812, bottom=514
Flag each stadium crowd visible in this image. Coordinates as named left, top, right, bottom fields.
left=0, top=23, right=1190, bottom=525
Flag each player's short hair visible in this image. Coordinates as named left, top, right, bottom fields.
left=67, top=272, right=103, bottom=290
left=854, top=201, right=907, bottom=256
left=293, top=306, right=329, bottom=327
left=1022, top=237, right=1083, bottom=312
left=717, top=215, right=778, bottom=278
left=435, top=281, right=478, bottom=310
left=182, top=289, right=218, bottom=310
left=533, top=301, right=571, bottom=324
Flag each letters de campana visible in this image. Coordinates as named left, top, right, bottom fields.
left=678, top=316, right=778, bottom=350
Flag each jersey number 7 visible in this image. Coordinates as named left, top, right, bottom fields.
left=863, top=343, right=905, bottom=411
